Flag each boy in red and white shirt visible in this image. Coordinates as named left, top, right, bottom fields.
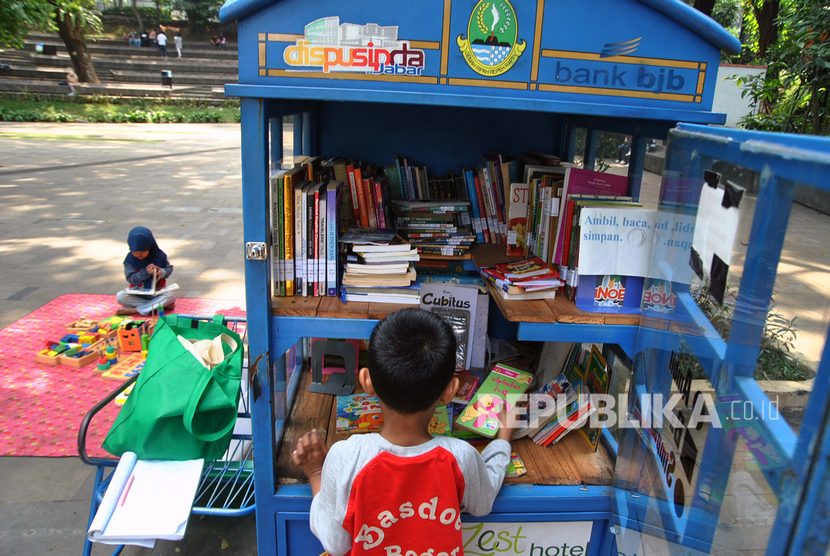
left=293, top=308, right=512, bottom=556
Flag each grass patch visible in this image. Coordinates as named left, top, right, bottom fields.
left=0, top=95, right=240, bottom=124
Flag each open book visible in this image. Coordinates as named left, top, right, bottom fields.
left=123, top=275, right=180, bottom=297
left=87, top=452, right=203, bottom=548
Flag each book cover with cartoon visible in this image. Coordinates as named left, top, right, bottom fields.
left=455, top=363, right=534, bottom=438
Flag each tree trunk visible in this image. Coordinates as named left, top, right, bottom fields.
left=752, top=0, right=780, bottom=58
left=694, top=0, right=717, bottom=17
left=131, top=0, right=143, bottom=32
left=55, top=10, right=100, bottom=84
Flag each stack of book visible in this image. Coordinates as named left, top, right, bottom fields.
left=393, top=200, right=475, bottom=258
left=480, top=257, right=563, bottom=301
left=339, top=228, right=420, bottom=304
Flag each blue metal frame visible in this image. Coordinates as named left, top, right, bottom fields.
left=611, top=124, right=830, bottom=555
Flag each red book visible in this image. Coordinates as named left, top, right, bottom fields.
left=560, top=199, right=576, bottom=267
left=363, top=178, right=377, bottom=228
left=354, top=167, right=369, bottom=228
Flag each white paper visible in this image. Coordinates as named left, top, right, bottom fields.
left=577, top=207, right=696, bottom=284
left=578, top=208, right=656, bottom=277
left=691, top=183, right=740, bottom=270
left=87, top=453, right=204, bottom=547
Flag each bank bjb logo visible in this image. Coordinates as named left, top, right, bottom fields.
left=457, top=0, right=526, bottom=77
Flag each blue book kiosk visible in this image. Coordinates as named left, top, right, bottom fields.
left=221, top=0, right=830, bottom=553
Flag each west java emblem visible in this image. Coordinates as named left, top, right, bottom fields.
left=457, top=0, right=526, bottom=77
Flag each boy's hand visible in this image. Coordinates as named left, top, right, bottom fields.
left=292, top=429, right=327, bottom=495
left=496, top=398, right=515, bottom=442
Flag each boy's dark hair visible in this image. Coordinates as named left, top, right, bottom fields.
left=368, top=308, right=457, bottom=414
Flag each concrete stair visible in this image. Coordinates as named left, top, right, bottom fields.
left=0, top=32, right=237, bottom=100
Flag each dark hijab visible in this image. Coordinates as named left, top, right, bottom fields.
left=124, top=226, right=170, bottom=271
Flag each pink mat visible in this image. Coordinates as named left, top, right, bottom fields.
left=0, top=294, right=245, bottom=457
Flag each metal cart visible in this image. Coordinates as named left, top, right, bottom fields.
left=77, top=315, right=255, bottom=556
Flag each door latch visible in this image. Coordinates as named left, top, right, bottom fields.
left=245, top=242, right=267, bottom=260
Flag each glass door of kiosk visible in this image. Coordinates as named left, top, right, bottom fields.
left=611, top=124, right=830, bottom=555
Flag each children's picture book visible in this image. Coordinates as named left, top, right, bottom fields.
left=506, top=182, right=529, bottom=256
left=512, top=373, right=571, bottom=440
left=452, top=370, right=481, bottom=405
left=123, top=282, right=179, bottom=297
left=531, top=362, right=592, bottom=446
left=336, top=394, right=451, bottom=436
left=428, top=404, right=452, bottom=436
left=455, top=364, right=535, bottom=438
left=336, top=394, right=383, bottom=434
left=579, top=345, right=612, bottom=452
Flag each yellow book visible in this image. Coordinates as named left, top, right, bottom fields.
left=282, top=169, right=299, bottom=296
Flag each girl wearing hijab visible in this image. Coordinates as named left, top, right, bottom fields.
left=115, top=226, right=177, bottom=315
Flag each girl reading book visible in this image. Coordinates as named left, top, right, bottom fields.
left=116, top=226, right=177, bottom=315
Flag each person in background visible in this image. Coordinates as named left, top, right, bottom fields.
left=174, top=32, right=183, bottom=58
left=116, top=226, right=177, bottom=316
left=63, top=67, right=79, bottom=97
left=156, top=30, right=168, bottom=57
left=292, top=308, right=512, bottom=556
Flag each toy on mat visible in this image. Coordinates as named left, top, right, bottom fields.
left=104, top=342, right=118, bottom=365
left=102, top=352, right=145, bottom=380
left=97, top=352, right=110, bottom=371
left=65, top=318, right=99, bottom=332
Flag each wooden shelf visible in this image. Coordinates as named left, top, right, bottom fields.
left=272, top=240, right=640, bottom=327
left=487, top=284, right=641, bottom=326
left=276, top=372, right=614, bottom=487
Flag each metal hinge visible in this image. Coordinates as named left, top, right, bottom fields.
left=245, top=242, right=267, bottom=260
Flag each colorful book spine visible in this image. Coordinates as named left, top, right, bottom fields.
left=294, top=183, right=305, bottom=296
left=354, top=167, right=369, bottom=228
left=275, top=175, right=285, bottom=296
left=326, top=182, right=338, bottom=296
left=464, top=169, right=485, bottom=243
left=305, top=185, right=315, bottom=296
left=317, top=190, right=327, bottom=296
left=373, top=179, right=386, bottom=228
left=283, top=174, right=295, bottom=296
left=363, top=178, right=377, bottom=228
left=311, top=185, right=320, bottom=296
left=507, top=182, right=529, bottom=257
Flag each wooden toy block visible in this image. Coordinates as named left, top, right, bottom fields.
left=65, top=318, right=99, bottom=332
left=118, top=327, right=142, bottom=352
left=59, top=350, right=100, bottom=368
left=35, top=349, right=61, bottom=366
left=102, top=352, right=146, bottom=380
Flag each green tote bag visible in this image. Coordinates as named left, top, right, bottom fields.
left=103, top=314, right=244, bottom=461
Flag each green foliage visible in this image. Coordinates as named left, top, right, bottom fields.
left=737, top=0, right=829, bottom=135
left=101, top=5, right=173, bottom=24
left=0, top=0, right=56, bottom=48
left=687, top=280, right=813, bottom=381
left=55, top=0, right=103, bottom=32
left=177, top=0, right=223, bottom=33
left=0, top=96, right=240, bottom=123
